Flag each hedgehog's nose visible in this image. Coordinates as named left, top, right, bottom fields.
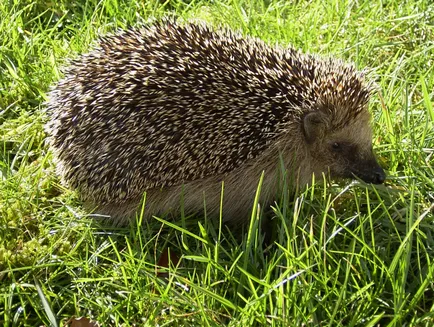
left=373, top=167, right=386, bottom=184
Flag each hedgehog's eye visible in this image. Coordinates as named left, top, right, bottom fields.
left=332, top=142, right=340, bottom=150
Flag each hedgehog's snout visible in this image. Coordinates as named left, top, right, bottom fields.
left=352, top=161, right=386, bottom=184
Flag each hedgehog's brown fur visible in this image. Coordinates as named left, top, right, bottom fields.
left=46, top=20, right=385, bottom=224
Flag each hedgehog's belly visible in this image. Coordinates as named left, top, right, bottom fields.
left=91, top=167, right=280, bottom=225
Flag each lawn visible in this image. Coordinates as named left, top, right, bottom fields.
left=1, top=0, right=433, bottom=326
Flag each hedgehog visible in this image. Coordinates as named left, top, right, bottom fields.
left=45, top=20, right=386, bottom=225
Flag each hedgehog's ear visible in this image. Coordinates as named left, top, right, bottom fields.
left=303, top=111, right=329, bottom=144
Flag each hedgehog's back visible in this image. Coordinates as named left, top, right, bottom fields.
left=46, top=21, right=306, bottom=205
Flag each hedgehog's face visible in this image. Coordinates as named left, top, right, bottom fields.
left=302, top=110, right=385, bottom=184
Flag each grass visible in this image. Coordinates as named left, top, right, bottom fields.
left=1, top=0, right=433, bottom=325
